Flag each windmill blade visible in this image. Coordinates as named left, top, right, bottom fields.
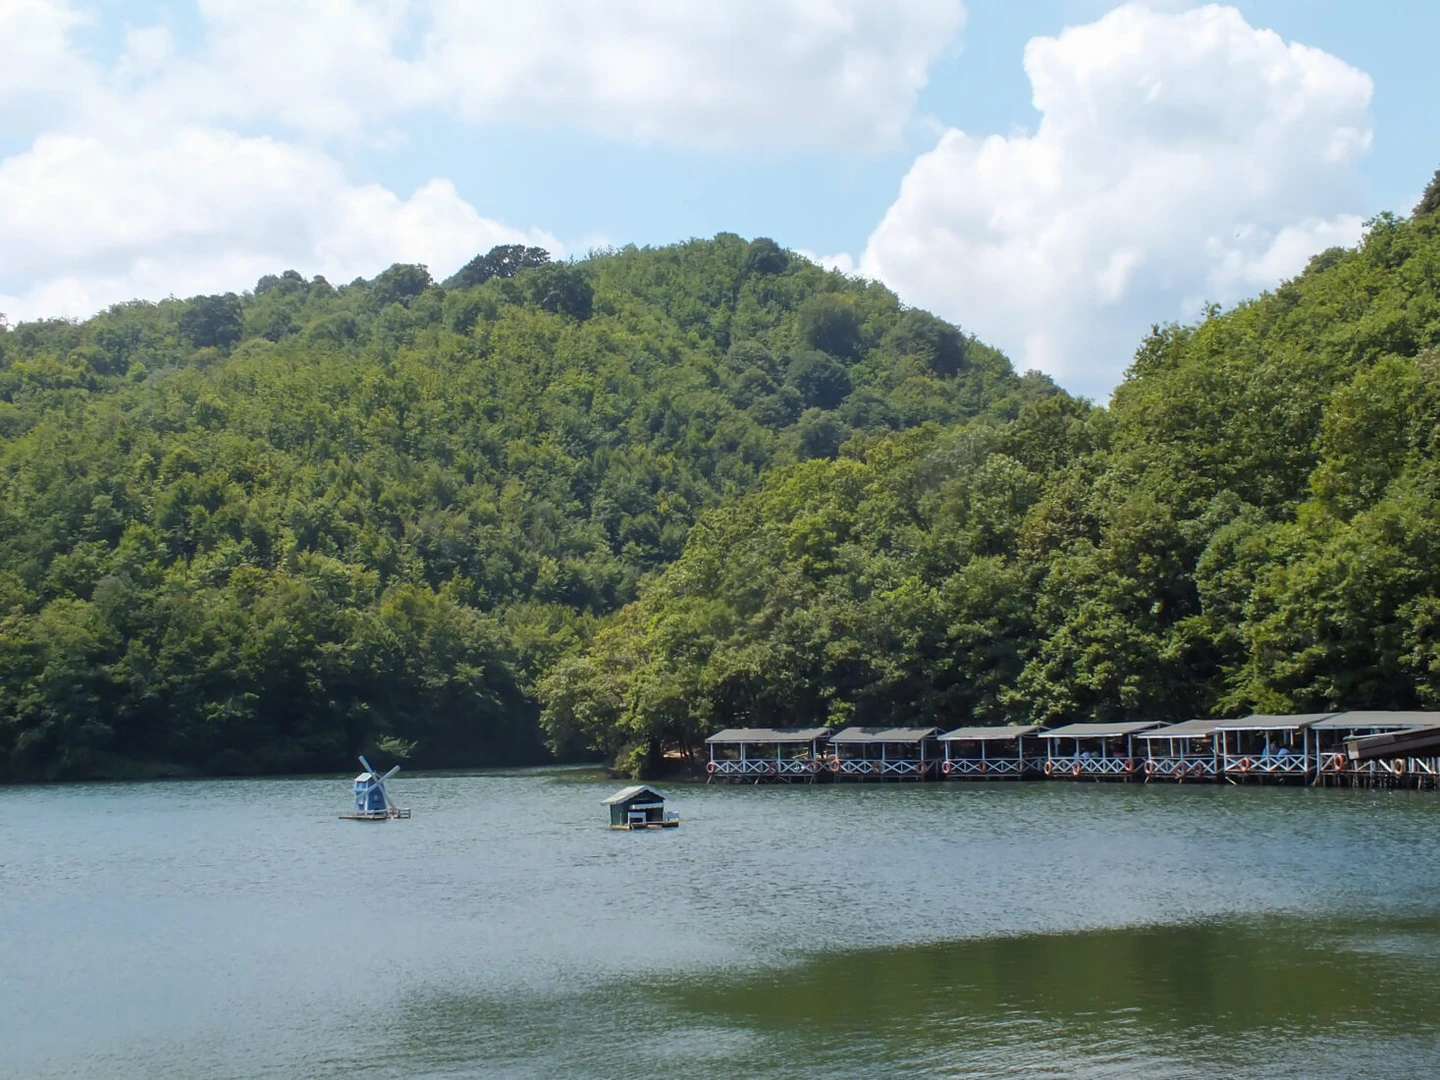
left=378, top=765, right=401, bottom=783
left=358, top=755, right=376, bottom=777
left=373, top=765, right=401, bottom=812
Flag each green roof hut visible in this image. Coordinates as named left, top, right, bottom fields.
left=602, top=785, right=679, bottom=830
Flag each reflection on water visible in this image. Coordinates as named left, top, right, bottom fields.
left=3, top=772, right=1440, bottom=1077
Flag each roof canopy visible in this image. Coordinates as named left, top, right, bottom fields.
left=938, top=725, right=1041, bottom=741
left=1136, top=719, right=1226, bottom=740
left=1345, top=724, right=1440, bottom=761
left=705, top=727, right=830, bottom=744
left=600, top=784, right=667, bottom=805
left=1038, top=722, right=1162, bottom=739
left=1309, top=711, right=1440, bottom=730
left=1213, top=713, right=1337, bottom=732
left=830, top=726, right=940, bottom=743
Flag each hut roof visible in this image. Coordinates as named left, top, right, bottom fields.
left=1213, top=713, right=1337, bottom=732
left=830, top=726, right=941, bottom=743
left=1038, top=721, right=1162, bottom=739
left=1136, top=719, right=1226, bottom=739
left=938, top=725, right=1042, bottom=741
left=1309, top=711, right=1440, bottom=730
left=1346, top=724, right=1440, bottom=761
left=705, top=727, right=831, bottom=744
left=600, top=785, right=667, bottom=805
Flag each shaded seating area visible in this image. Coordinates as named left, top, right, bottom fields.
left=937, top=725, right=1042, bottom=779
left=704, top=727, right=831, bottom=782
left=1038, top=722, right=1160, bottom=780
left=1312, top=712, right=1440, bottom=783
left=829, top=727, right=941, bottom=781
left=1135, top=720, right=1224, bottom=782
left=1215, top=714, right=1326, bottom=781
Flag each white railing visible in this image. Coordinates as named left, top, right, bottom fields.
left=828, top=758, right=933, bottom=779
left=1042, top=756, right=1142, bottom=779
left=1221, top=754, right=1308, bottom=776
left=940, top=757, right=1025, bottom=778
left=1141, top=756, right=1216, bottom=781
left=707, top=758, right=819, bottom=779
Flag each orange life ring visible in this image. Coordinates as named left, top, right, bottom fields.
left=706, top=761, right=717, bottom=774
left=1071, top=761, right=1083, bottom=777
left=1144, top=760, right=1156, bottom=776
left=1123, top=760, right=1135, bottom=773
left=977, top=761, right=988, bottom=773
left=828, top=759, right=841, bottom=773
left=1172, top=763, right=1186, bottom=780
left=1394, top=758, right=1407, bottom=775
left=1044, top=760, right=1054, bottom=776
left=941, top=760, right=953, bottom=775
left=1238, top=757, right=1252, bottom=773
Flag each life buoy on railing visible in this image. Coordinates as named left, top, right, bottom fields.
left=978, top=761, right=988, bottom=774
left=1071, top=761, right=1083, bottom=777
left=1172, top=762, right=1186, bottom=780
left=1044, top=760, right=1054, bottom=776
left=1238, top=757, right=1252, bottom=773
left=1122, top=760, right=1135, bottom=774
left=1394, top=758, right=1407, bottom=775
left=1144, top=760, right=1156, bottom=776
left=706, top=761, right=717, bottom=774
left=828, top=759, right=841, bottom=773
left=941, top=759, right=953, bottom=775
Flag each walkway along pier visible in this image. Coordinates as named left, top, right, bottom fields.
left=700, top=712, right=1440, bottom=788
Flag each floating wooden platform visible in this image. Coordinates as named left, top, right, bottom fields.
left=339, top=809, right=411, bottom=821
left=609, top=819, right=679, bottom=830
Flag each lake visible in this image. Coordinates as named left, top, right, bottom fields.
left=3, top=771, right=1439, bottom=1078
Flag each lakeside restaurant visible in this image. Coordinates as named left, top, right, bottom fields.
left=1037, top=721, right=1161, bottom=780
left=937, top=725, right=1042, bottom=779
left=695, top=712, right=1440, bottom=788
left=829, top=727, right=941, bottom=781
left=704, top=727, right=830, bottom=782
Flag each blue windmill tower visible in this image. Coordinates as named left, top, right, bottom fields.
left=341, top=756, right=411, bottom=820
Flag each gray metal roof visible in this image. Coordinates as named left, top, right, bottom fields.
left=1136, top=719, right=1226, bottom=740
left=938, top=725, right=1042, bottom=741
left=704, top=727, right=830, bottom=744
left=1038, top=722, right=1163, bottom=739
left=1213, top=713, right=1337, bottom=732
left=1309, top=711, right=1440, bottom=731
left=600, top=784, right=667, bottom=805
left=830, top=726, right=941, bottom=743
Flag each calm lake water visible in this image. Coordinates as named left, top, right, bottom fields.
left=3, top=771, right=1440, bottom=1078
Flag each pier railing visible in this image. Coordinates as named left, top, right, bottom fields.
left=1141, top=755, right=1215, bottom=781
left=940, top=757, right=1026, bottom=778
left=708, top=758, right=819, bottom=780
left=1041, top=756, right=1141, bottom=779
left=828, top=758, right=935, bottom=780
left=1221, top=753, right=1308, bottom=777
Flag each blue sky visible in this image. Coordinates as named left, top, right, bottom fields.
left=1, top=1, right=1435, bottom=398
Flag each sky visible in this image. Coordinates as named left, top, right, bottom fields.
left=1, top=1, right=1436, bottom=400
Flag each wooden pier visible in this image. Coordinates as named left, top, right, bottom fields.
left=1037, top=722, right=1160, bottom=780
left=937, top=725, right=1041, bottom=779
left=829, top=727, right=940, bottom=781
left=704, top=728, right=830, bottom=782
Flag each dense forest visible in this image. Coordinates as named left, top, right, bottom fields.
left=0, top=235, right=1045, bottom=780
left=3, top=177, right=1438, bottom=782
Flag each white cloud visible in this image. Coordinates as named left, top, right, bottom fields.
left=0, top=126, right=557, bottom=320
left=859, top=3, right=1374, bottom=400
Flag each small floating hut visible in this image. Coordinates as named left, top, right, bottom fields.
left=703, top=727, right=831, bottom=782
left=828, top=727, right=941, bottom=781
left=602, top=785, right=679, bottom=830
left=1038, top=722, right=1161, bottom=780
left=1135, top=720, right=1225, bottom=782
left=936, top=725, right=1042, bottom=779
left=1215, top=714, right=1327, bottom=781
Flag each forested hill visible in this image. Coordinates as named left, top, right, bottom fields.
left=0, top=235, right=1052, bottom=781
left=541, top=185, right=1440, bottom=775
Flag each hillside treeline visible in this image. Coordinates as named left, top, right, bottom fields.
left=0, top=236, right=1043, bottom=779
left=540, top=188, right=1440, bottom=774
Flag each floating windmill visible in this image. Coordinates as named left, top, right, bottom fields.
left=340, top=755, right=412, bottom=820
